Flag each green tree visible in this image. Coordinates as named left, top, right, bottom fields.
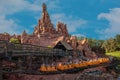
left=87, top=38, right=97, bottom=48
left=9, top=38, right=20, bottom=43
left=9, top=38, right=21, bottom=49
left=115, top=34, right=120, bottom=50
left=102, top=38, right=117, bottom=53
left=96, top=40, right=104, bottom=47
left=87, top=38, right=105, bottom=54
left=77, top=36, right=84, bottom=41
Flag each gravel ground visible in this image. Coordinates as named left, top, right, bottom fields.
left=7, top=72, right=117, bottom=80
left=6, top=66, right=118, bottom=80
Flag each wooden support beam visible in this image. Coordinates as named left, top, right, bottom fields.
left=0, top=57, right=3, bottom=80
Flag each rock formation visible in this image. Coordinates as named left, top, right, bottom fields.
left=0, top=3, right=97, bottom=59
left=0, top=33, right=10, bottom=41
left=21, top=3, right=70, bottom=46
left=56, top=22, right=69, bottom=37
left=33, top=3, right=56, bottom=36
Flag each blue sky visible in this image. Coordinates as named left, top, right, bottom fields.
left=0, top=0, right=120, bottom=39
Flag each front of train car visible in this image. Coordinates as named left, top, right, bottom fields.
left=39, top=57, right=112, bottom=74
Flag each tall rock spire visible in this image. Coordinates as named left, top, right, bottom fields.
left=42, top=3, right=47, bottom=12
left=41, top=3, right=51, bottom=27
left=33, top=3, right=55, bottom=36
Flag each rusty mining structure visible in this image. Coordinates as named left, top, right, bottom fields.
left=0, top=3, right=119, bottom=80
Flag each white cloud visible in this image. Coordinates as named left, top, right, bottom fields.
left=98, top=8, right=120, bottom=39
left=0, top=0, right=42, bottom=34
left=0, top=0, right=87, bottom=35
left=0, top=0, right=41, bottom=16
left=51, top=13, right=87, bottom=33
left=0, top=16, right=22, bottom=34
left=0, top=0, right=61, bottom=34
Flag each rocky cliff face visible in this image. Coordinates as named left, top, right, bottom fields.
left=56, top=22, right=69, bottom=37
left=33, top=3, right=69, bottom=38
left=33, top=3, right=56, bottom=36
left=21, top=3, right=69, bottom=47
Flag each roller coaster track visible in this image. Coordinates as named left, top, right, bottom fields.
left=0, top=40, right=66, bottom=57
left=2, top=59, right=119, bottom=75
left=1, top=40, right=120, bottom=75
left=0, top=40, right=67, bottom=76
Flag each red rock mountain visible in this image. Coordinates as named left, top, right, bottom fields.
left=0, top=3, right=97, bottom=59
